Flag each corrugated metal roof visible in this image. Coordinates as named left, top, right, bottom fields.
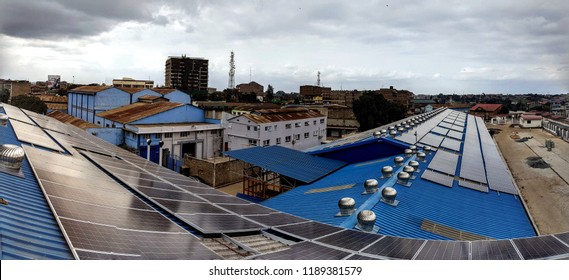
left=69, top=85, right=112, bottom=93
left=37, top=95, right=68, bottom=103
left=225, top=146, right=347, bottom=184
left=0, top=108, right=73, bottom=259
left=151, top=88, right=177, bottom=95
left=237, top=108, right=324, bottom=124
left=117, top=87, right=147, bottom=94
left=46, top=111, right=100, bottom=130
left=263, top=153, right=536, bottom=240
left=470, top=104, right=502, bottom=112
left=96, top=101, right=184, bottom=124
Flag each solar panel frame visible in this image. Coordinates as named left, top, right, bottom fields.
left=512, top=235, right=569, bottom=259
left=438, top=121, right=453, bottom=129
left=446, top=130, right=464, bottom=140
left=362, top=236, right=426, bottom=259
left=9, top=120, right=66, bottom=152
left=314, top=229, right=383, bottom=251
left=414, top=240, right=470, bottom=260
left=419, top=132, right=445, bottom=148
left=421, top=169, right=454, bottom=187
left=440, top=137, right=462, bottom=152
left=459, top=115, right=487, bottom=184
left=471, top=240, right=522, bottom=260
left=275, top=221, right=344, bottom=240
left=427, top=149, right=459, bottom=175
left=431, top=126, right=449, bottom=136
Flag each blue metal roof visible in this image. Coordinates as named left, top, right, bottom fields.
left=225, top=146, right=347, bottom=183
left=0, top=107, right=73, bottom=260
left=262, top=152, right=536, bottom=240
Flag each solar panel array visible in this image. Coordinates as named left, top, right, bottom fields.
left=5, top=104, right=568, bottom=260
left=9, top=119, right=66, bottom=152
left=458, top=180, right=489, bottom=193
left=459, top=115, right=487, bottom=184
left=475, top=117, right=518, bottom=194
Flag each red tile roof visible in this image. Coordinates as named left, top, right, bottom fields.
left=470, top=104, right=502, bottom=112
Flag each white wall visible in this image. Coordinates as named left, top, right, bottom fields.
left=226, top=115, right=327, bottom=151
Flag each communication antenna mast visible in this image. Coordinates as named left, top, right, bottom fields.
left=228, top=51, right=235, bottom=89
left=317, top=71, right=321, bottom=86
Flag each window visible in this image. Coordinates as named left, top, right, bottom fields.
left=155, top=133, right=161, bottom=139
left=286, top=124, right=292, bottom=129
left=253, top=126, right=258, bottom=131
left=211, top=130, right=217, bottom=135
left=285, top=136, right=291, bottom=142
left=247, top=126, right=251, bottom=131
left=248, top=139, right=257, bottom=146
left=313, top=120, right=317, bottom=125
left=262, top=140, right=270, bottom=146
left=265, top=126, right=271, bottom=131
left=320, top=119, right=325, bottom=124
left=274, top=125, right=277, bottom=130
left=304, top=132, right=309, bottom=138
left=313, top=130, right=318, bottom=136
left=294, top=134, right=300, bottom=140
left=276, top=137, right=281, bottom=144
left=112, top=124, right=116, bottom=128
left=164, top=133, right=173, bottom=138
left=295, top=122, right=301, bottom=127
left=180, top=131, right=189, bottom=137
left=304, top=121, right=309, bottom=126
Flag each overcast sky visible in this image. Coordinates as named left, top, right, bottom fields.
left=0, top=0, right=567, bottom=94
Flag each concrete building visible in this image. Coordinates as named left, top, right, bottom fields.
left=300, top=85, right=331, bottom=103
left=194, top=101, right=280, bottom=120
left=519, top=113, right=543, bottom=128
left=544, top=118, right=569, bottom=142
left=326, top=90, right=363, bottom=107
left=225, top=108, right=326, bottom=151
left=37, top=94, right=68, bottom=113
left=112, top=77, right=154, bottom=89
left=236, top=81, right=264, bottom=99
left=0, top=79, right=31, bottom=101
left=165, top=55, right=208, bottom=93
left=378, top=86, right=414, bottom=111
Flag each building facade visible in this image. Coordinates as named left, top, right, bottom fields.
left=236, top=81, right=264, bottom=96
left=112, top=77, right=154, bottom=89
left=300, top=85, right=331, bottom=103
left=225, top=108, right=327, bottom=151
left=165, top=55, right=208, bottom=93
left=378, top=86, right=414, bottom=110
left=469, top=104, right=503, bottom=120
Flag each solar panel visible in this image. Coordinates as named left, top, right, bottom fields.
left=177, top=213, right=265, bottom=234
left=458, top=180, right=489, bottom=193
left=75, top=250, right=142, bottom=260
left=414, top=240, right=470, bottom=260
left=243, top=213, right=308, bottom=227
left=421, top=169, right=454, bottom=187
left=438, top=121, right=453, bottom=129
left=419, top=132, right=445, bottom=147
left=49, top=196, right=186, bottom=233
left=152, top=199, right=229, bottom=214
left=216, top=203, right=277, bottom=215
left=275, top=221, right=344, bottom=240
left=471, top=240, right=522, bottom=260
left=347, top=254, right=382, bottom=260
left=440, top=137, right=462, bottom=152
left=442, top=118, right=454, bottom=124
left=427, top=149, right=459, bottom=175
left=2, top=105, right=34, bottom=124
left=362, top=236, right=425, bottom=259
left=199, top=194, right=251, bottom=204
left=315, top=229, right=383, bottom=251
left=9, top=120, right=66, bottom=152
left=61, top=218, right=221, bottom=260
left=555, top=232, right=569, bottom=244
left=133, top=185, right=203, bottom=202
left=512, top=235, right=569, bottom=259
left=446, top=130, right=464, bottom=140
left=449, top=124, right=464, bottom=132
left=459, top=115, right=487, bottom=184
left=431, top=126, right=449, bottom=136
left=252, top=242, right=350, bottom=260
left=475, top=117, right=518, bottom=194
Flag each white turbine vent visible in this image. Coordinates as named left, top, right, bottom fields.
left=363, top=179, right=379, bottom=194
left=381, top=187, right=399, bottom=206
left=0, top=113, right=8, bottom=127
left=381, top=165, right=393, bottom=178
left=394, top=156, right=404, bottom=165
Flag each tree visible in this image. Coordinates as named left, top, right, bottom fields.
left=0, top=89, right=9, bottom=103
left=10, top=95, right=48, bottom=114
left=352, top=92, right=406, bottom=131
left=265, top=84, right=274, bottom=102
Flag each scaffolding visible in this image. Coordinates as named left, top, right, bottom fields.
left=241, top=163, right=297, bottom=199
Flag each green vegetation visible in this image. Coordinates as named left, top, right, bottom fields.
left=0, top=89, right=9, bottom=103
left=10, top=95, right=48, bottom=114
left=352, top=91, right=407, bottom=131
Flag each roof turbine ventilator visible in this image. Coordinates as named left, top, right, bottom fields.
left=336, top=197, right=356, bottom=216
left=0, top=144, right=25, bottom=177
left=424, top=145, right=433, bottom=154
left=409, top=160, right=420, bottom=172
left=362, top=179, right=379, bottom=194
left=409, top=145, right=417, bottom=153
left=417, top=152, right=427, bottom=161
left=381, top=165, right=393, bottom=178
left=356, top=210, right=378, bottom=232
left=397, top=171, right=412, bottom=187
left=373, top=131, right=382, bottom=138
left=0, top=113, right=8, bottom=127
left=403, top=165, right=415, bottom=173
left=404, top=149, right=413, bottom=157
left=389, top=130, right=397, bottom=137
left=381, top=186, right=399, bottom=206
left=394, top=156, right=404, bottom=166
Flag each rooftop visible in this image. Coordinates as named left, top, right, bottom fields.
left=69, top=85, right=112, bottom=93
left=46, top=110, right=100, bottom=130
left=470, top=104, right=503, bottom=112
left=233, top=108, right=324, bottom=124
left=2, top=102, right=569, bottom=260
left=96, top=101, right=184, bottom=124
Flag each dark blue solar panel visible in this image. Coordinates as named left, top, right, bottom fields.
left=225, top=146, right=347, bottom=183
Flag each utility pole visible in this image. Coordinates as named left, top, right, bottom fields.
left=228, top=51, right=235, bottom=89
